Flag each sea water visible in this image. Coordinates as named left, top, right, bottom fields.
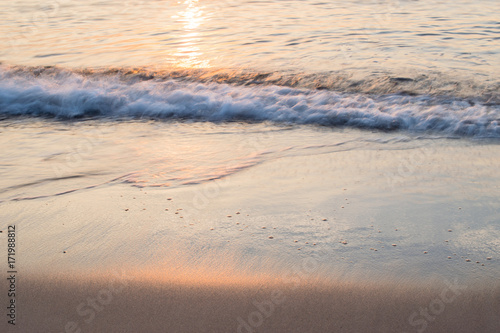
left=0, top=0, right=499, bottom=281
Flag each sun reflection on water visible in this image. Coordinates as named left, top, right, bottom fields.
left=170, top=0, right=211, bottom=69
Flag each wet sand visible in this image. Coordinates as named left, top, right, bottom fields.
left=0, top=122, right=499, bottom=332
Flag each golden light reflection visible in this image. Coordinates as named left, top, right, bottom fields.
left=171, top=0, right=211, bottom=68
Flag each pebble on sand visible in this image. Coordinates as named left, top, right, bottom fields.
left=63, top=251, right=67, bottom=253
left=392, top=244, right=397, bottom=247
left=261, top=227, right=266, bottom=229
left=294, top=240, right=298, bottom=243
left=423, top=251, right=428, bottom=254
left=486, top=257, right=492, bottom=260
left=227, top=215, right=232, bottom=218
left=322, top=218, right=327, bottom=221
left=448, top=229, right=452, bottom=232
left=167, top=198, right=172, bottom=200
left=268, top=236, right=274, bottom=239
left=465, top=259, right=471, bottom=262
left=124, top=209, right=129, bottom=211
left=447, top=256, right=452, bottom=259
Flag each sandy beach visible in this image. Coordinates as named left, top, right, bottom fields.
left=1, top=121, right=499, bottom=332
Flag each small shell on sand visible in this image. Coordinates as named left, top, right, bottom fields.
left=268, top=236, right=274, bottom=239
left=261, top=227, right=266, bottom=229
left=322, top=218, right=327, bottom=221
left=236, top=212, right=240, bottom=214
left=294, top=240, right=298, bottom=243
left=63, top=251, right=67, bottom=253
left=465, top=259, right=471, bottom=262
left=486, top=257, right=492, bottom=260
left=227, top=215, right=232, bottom=218
left=341, top=206, right=344, bottom=208
left=341, top=241, right=348, bottom=245
left=313, top=243, right=316, bottom=246
left=447, top=256, right=452, bottom=259
left=447, top=229, right=452, bottom=232
left=236, top=222, right=240, bottom=225
left=423, top=251, right=428, bottom=254
left=167, top=198, right=172, bottom=200
left=392, top=244, right=397, bottom=247
left=124, top=209, right=129, bottom=211
left=210, top=228, right=214, bottom=230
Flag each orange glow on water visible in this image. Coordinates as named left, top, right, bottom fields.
left=170, top=0, right=211, bottom=69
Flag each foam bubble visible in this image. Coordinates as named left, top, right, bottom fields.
left=0, top=66, right=499, bottom=138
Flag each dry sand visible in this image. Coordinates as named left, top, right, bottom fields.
left=1, top=271, right=499, bottom=333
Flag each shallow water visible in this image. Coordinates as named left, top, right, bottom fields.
left=2, top=0, right=499, bottom=76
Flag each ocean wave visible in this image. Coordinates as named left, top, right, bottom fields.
left=0, top=65, right=499, bottom=138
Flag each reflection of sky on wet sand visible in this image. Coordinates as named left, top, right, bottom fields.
left=3, top=122, right=498, bottom=282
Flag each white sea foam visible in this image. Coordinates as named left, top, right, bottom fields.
left=0, top=67, right=499, bottom=138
